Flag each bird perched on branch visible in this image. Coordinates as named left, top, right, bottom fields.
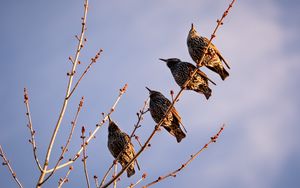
left=107, top=116, right=139, bottom=177
left=160, top=58, right=214, bottom=100
left=146, top=87, right=186, bottom=143
left=187, top=23, right=230, bottom=80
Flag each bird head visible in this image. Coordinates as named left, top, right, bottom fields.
left=108, top=116, right=121, bottom=133
left=159, top=58, right=181, bottom=69
left=146, top=87, right=163, bottom=98
left=188, top=23, right=199, bottom=37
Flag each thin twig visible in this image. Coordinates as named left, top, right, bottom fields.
left=67, top=49, right=103, bottom=100
left=45, top=84, right=128, bottom=174
left=128, top=173, right=147, bottom=188
left=0, top=145, right=24, bottom=188
left=58, top=166, right=73, bottom=188
left=37, top=0, right=89, bottom=186
left=81, top=126, right=91, bottom=188
left=100, top=1, right=236, bottom=187
left=42, top=97, right=84, bottom=184
left=99, top=162, right=115, bottom=187
left=23, top=88, right=42, bottom=172
left=94, top=175, right=100, bottom=188
left=143, top=125, right=225, bottom=187
left=130, top=98, right=149, bottom=138
left=113, top=163, right=118, bottom=188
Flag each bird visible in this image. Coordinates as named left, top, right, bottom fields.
left=107, top=116, right=138, bottom=177
left=187, top=23, right=230, bottom=80
left=159, top=58, right=214, bottom=100
left=146, top=87, right=186, bottom=143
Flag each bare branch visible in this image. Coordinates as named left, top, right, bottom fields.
left=113, top=163, right=118, bottom=188
left=67, top=49, right=104, bottom=100
left=94, top=175, right=99, bottom=188
left=130, top=98, right=149, bottom=138
left=41, top=97, right=84, bottom=184
left=99, top=162, right=115, bottom=188
left=23, top=88, right=42, bottom=172
left=0, top=145, right=24, bottom=188
left=81, top=126, right=91, bottom=188
left=128, top=173, right=147, bottom=188
left=100, top=1, right=236, bottom=187
left=143, top=125, right=225, bottom=187
left=37, top=0, right=90, bottom=186
left=45, top=84, right=128, bottom=173
left=58, top=166, right=73, bottom=188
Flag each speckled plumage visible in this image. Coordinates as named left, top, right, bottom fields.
left=160, top=58, right=212, bottom=99
left=107, top=117, right=136, bottom=177
left=146, top=87, right=186, bottom=143
left=187, top=23, right=230, bottom=80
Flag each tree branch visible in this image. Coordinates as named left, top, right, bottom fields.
left=37, top=1, right=89, bottom=186
left=66, top=49, right=103, bottom=100
left=45, top=84, right=128, bottom=174
left=24, top=88, right=42, bottom=172
left=41, top=97, right=84, bottom=184
left=0, top=145, right=24, bottom=188
left=143, top=125, right=225, bottom=187
left=81, top=126, right=91, bottom=188
left=58, top=166, right=73, bottom=188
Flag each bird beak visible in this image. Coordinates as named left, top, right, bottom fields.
left=191, top=23, right=195, bottom=30
left=145, top=87, right=152, bottom=92
left=159, top=58, right=167, bottom=63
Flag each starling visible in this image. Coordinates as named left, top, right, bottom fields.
left=187, top=23, right=230, bottom=80
left=160, top=58, right=213, bottom=100
left=107, top=116, right=138, bottom=177
left=146, top=87, right=186, bottom=143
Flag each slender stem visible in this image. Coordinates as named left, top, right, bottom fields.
left=113, top=164, right=118, bottom=188
left=99, top=162, right=115, bottom=188
left=58, top=166, right=73, bottom=188
left=128, top=173, right=147, bottom=188
left=41, top=97, right=84, bottom=184
left=82, top=126, right=91, bottom=188
left=143, top=125, right=225, bottom=187
left=130, top=98, right=149, bottom=138
left=0, top=145, right=24, bottom=188
left=100, top=1, right=236, bottom=187
left=37, top=1, right=89, bottom=186
left=94, top=175, right=100, bottom=188
left=67, top=49, right=103, bottom=100
left=45, top=84, right=128, bottom=174
left=24, top=88, right=43, bottom=172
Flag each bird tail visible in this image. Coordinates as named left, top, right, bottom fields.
left=174, top=128, right=186, bottom=143
left=207, top=65, right=229, bottom=80
left=200, top=86, right=212, bottom=100
left=126, top=165, right=135, bottom=177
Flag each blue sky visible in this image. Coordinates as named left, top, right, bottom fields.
left=1, top=0, right=300, bottom=187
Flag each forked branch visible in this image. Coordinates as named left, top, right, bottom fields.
left=45, top=84, right=128, bottom=174
left=143, top=125, right=225, bottom=187
left=37, top=0, right=89, bottom=186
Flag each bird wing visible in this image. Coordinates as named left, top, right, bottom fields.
left=170, top=107, right=187, bottom=133
left=186, top=63, right=216, bottom=85
left=204, top=37, right=230, bottom=70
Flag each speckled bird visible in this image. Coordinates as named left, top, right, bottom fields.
left=187, top=23, right=230, bottom=80
left=160, top=58, right=213, bottom=100
left=146, top=87, right=186, bottom=143
left=107, top=116, right=137, bottom=177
